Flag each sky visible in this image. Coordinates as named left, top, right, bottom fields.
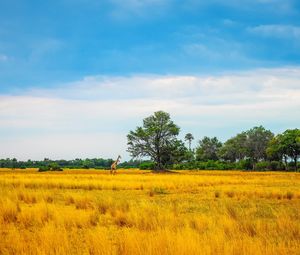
left=0, top=0, right=300, bottom=160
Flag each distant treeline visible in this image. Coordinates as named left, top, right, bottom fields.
left=0, top=158, right=141, bottom=170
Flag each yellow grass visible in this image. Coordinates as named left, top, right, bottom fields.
left=0, top=168, right=300, bottom=254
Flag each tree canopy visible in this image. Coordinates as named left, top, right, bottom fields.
left=127, top=111, right=182, bottom=170
left=196, top=137, right=222, bottom=161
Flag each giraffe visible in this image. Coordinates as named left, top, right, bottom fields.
left=110, top=155, right=121, bottom=174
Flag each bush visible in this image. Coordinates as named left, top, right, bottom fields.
left=38, top=164, right=63, bottom=172
left=194, top=161, right=207, bottom=170
left=268, top=161, right=284, bottom=171
left=171, top=160, right=288, bottom=171
left=255, top=161, right=268, bottom=171
left=173, top=164, right=183, bottom=170
left=38, top=166, right=50, bottom=172
left=49, top=163, right=63, bottom=171
left=236, top=159, right=252, bottom=170
left=205, top=160, right=218, bottom=170
left=139, top=162, right=155, bottom=170
left=222, top=162, right=237, bottom=170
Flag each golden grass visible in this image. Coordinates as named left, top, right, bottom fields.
left=0, top=168, right=300, bottom=254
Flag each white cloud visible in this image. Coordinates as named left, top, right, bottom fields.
left=248, top=25, right=300, bottom=39
left=1, top=67, right=300, bottom=160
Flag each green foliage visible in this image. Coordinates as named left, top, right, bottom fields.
left=184, top=133, right=194, bottom=151
left=267, top=136, right=284, bottom=161
left=219, top=133, right=247, bottom=162
left=268, top=161, right=285, bottom=171
left=196, top=137, right=222, bottom=161
left=173, top=160, right=286, bottom=171
left=255, top=161, right=269, bottom=171
left=279, top=129, right=300, bottom=171
left=38, top=163, right=63, bottom=172
left=127, top=111, right=182, bottom=170
left=139, top=162, right=156, bottom=170
left=118, top=160, right=141, bottom=168
left=0, top=158, right=117, bottom=170
left=49, top=163, right=63, bottom=171
left=246, top=126, right=274, bottom=165
left=38, top=166, right=51, bottom=172
left=236, top=159, right=253, bottom=170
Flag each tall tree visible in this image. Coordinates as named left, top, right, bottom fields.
left=279, top=129, right=300, bottom=171
left=184, top=133, right=194, bottom=151
left=196, top=136, right=222, bottom=161
left=245, top=126, right=274, bottom=168
left=267, top=134, right=288, bottom=169
left=127, top=111, right=181, bottom=170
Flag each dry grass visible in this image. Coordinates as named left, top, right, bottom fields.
left=0, top=168, right=300, bottom=254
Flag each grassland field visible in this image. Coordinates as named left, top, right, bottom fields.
left=0, top=168, right=300, bottom=255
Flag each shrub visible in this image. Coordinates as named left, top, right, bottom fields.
left=38, top=164, right=63, bottom=172
left=172, top=164, right=182, bottom=170
left=255, top=161, right=269, bottom=171
left=268, top=161, right=284, bottom=171
left=195, top=162, right=207, bottom=170
left=38, top=166, right=50, bottom=172
left=205, top=160, right=218, bottom=170
left=236, top=159, right=252, bottom=170
left=49, top=163, right=63, bottom=171
left=139, top=162, right=155, bottom=170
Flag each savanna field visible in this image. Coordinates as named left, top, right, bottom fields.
left=0, top=169, right=300, bottom=255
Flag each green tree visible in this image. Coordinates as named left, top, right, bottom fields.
left=127, top=111, right=181, bottom=170
left=196, top=137, right=222, bottom=161
left=267, top=134, right=288, bottom=169
left=219, top=133, right=247, bottom=162
left=184, top=133, right=194, bottom=151
left=245, top=126, right=274, bottom=169
left=161, top=140, right=189, bottom=166
left=279, top=129, right=300, bottom=171
left=11, top=158, right=17, bottom=170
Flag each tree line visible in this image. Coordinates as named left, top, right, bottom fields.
left=0, top=158, right=141, bottom=170
left=127, top=111, right=300, bottom=171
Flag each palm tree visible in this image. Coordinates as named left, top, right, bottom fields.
left=185, top=133, right=194, bottom=151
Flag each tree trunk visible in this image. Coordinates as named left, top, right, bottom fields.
left=252, top=159, right=256, bottom=171
left=156, top=155, right=163, bottom=171
left=295, top=156, right=298, bottom=172
left=283, top=155, right=288, bottom=171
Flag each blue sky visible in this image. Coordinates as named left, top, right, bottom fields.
left=0, top=0, right=300, bottom=160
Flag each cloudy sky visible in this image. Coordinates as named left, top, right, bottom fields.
left=1, top=0, right=300, bottom=160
